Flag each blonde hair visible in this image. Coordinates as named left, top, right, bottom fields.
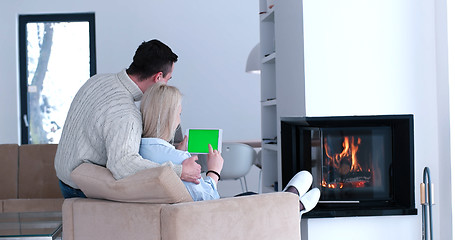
left=140, top=82, right=182, bottom=141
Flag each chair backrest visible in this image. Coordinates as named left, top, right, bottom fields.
left=220, top=142, right=256, bottom=180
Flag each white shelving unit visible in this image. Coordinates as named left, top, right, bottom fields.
left=259, top=0, right=277, bottom=193
left=259, top=0, right=306, bottom=193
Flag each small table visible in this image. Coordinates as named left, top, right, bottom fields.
left=0, top=212, right=62, bottom=239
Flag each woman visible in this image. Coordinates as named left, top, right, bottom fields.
left=139, top=82, right=222, bottom=201
left=139, top=82, right=320, bottom=215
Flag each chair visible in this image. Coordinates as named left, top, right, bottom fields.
left=220, top=142, right=256, bottom=193
left=255, top=149, right=263, bottom=194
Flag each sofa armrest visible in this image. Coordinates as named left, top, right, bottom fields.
left=63, top=198, right=165, bottom=240
left=62, top=199, right=76, bottom=240
left=161, top=192, right=301, bottom=240
left=72, top=163, right=192, bottom=204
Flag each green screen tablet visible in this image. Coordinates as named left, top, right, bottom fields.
left=186, top=128, right=223, bottom=154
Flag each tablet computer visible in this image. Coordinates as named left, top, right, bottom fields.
left=186, top=128, right=223, bottom=154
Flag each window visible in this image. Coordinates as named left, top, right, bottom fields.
left=19, top=13, right=96, bottom=144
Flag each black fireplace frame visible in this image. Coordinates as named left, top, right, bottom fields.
left=281, top=115, right=417, bottom=218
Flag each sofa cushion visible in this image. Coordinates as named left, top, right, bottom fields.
left=0, top=144, right=19, bottom=199
left=161, top=192, right=301, bottom=240
left=18, top=144, right=62, bottom=198
left=71, top=163, right=192, bottom=204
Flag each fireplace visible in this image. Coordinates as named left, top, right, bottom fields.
left=281, top=115, right=417, bottom=218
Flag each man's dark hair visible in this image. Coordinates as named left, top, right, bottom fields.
left=126, top=39, right=178, bottom=81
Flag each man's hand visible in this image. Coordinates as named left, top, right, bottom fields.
left=181, top=155, right=201, bottom=184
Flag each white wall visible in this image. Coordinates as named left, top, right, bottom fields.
left=448, top=0, right=455, bottom=236
left=0, top=0, right=261, bottom=144
left=303, top=0, right=451, bottom=239
left=435, top=0, right=452, bottom=238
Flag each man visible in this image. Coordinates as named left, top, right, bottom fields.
left=55, top=39, right=201, bottom=198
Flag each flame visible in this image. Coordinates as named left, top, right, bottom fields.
left=321, top=180, right=344, bottom=189
left=322, top=136, right=370, bottom=189
left=324, top=136, right=363, bottom=173
left=350, top=137, right=363, bottom=172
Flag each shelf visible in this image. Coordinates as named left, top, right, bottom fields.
left=259, top=0, right=307, bottom=202
left=262, top=52, right=276, bottom=64
left=259, top=0, right=279, bottom=198
left=261, top=99, right=277, bottom=106
left=260, top=8, right=275, bottom=22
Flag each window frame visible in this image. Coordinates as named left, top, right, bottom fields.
left=18, top=12, right=96, bottom=144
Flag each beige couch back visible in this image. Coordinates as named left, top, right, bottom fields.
left=0, top=144, right=19, bottom=199
left=0, top=144, right=62, bottom=199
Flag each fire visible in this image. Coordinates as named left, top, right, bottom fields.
left=322, top=136, right=370, bottom=189
left=322, top=180, right=345, bottom=189
left=324, top=136, right=363, bottom=173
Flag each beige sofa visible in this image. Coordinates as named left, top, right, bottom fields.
left=63, top=163, right=302, bottom=240
left=0, top=144, right=64, bottom=213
